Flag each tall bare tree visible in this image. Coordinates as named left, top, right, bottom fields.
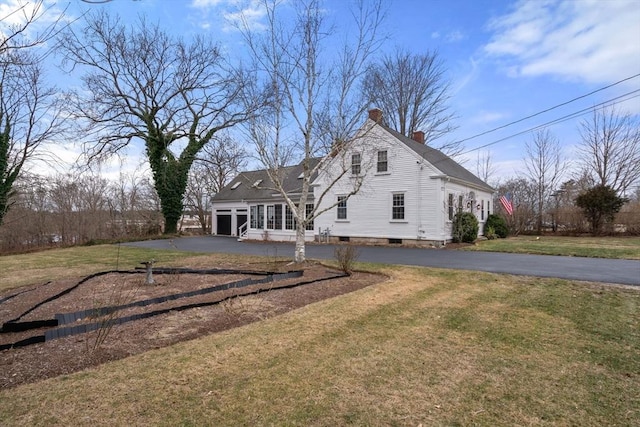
left=363, top=49, right=458, bottom=155
left=0, top=49, right=65, bottom=225
left=238, top=0, right=385, bottom=262
left=58, top=12, right=256, bottom=233
left=184, top=134, right=247, bottom=234
left=475, top=150, right=496, bottom=185
left=522, top=129, right=565, bottom=233
left=0, top=0, right=66, bottom=56
left=577, top=105, right=640, bottom=196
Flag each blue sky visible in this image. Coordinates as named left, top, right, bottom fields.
left=3, top=0, right=639, bottom=184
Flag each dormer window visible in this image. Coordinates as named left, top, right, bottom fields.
left=252, top=179, right=263, bottom=187
left=231, top=182, right=241, bottom=190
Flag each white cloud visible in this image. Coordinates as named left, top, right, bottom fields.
left=191, top=0, right=226, bottom=7
left=223, top=3, right=267, bottom=32
left=484, top=0, right=640, bottom=85
left=189, top=0, right=267, bottom=33
left=0, top=0, right=65, bottom=43
left=470, top=111, right=509, bottom=125
left=445, top=30, right=464, bottom=43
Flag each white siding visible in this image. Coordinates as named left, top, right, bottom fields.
left=316, top=127, right=443, bottom=241
left=315, top=124, right=494, bottom=242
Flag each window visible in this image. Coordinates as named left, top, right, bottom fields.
left=448, top=193, right=454, bottom=221
left=250, top=205, right=264, bottom=229
left=481, top=200, right=485, bottom=221
left=392, top=193, right=405, bottom=220
left=337, top=196, right=347, bottom=220
left=274, top=204, right=282, bottom=229
left=487, top=200, right=491, bottom=215
left=252, top=179, right=262, bottom=187
left=305, top=203, right=314, bottom=230
left=267, top=205, right=275, bottom=229
left=377, top=150, right=388, bottom=173
left=231, top=181, right=241, bottom=190
left=351, top=153, right=361, bottom=175
left=458, top=195, right=463, bottom=213
left=285, top=205, right=296, bottom=230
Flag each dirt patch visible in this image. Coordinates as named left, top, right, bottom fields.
left=0, top=261, right=385, bottom=389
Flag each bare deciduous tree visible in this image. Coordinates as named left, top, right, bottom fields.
left=494, top=178, right=537, bottom=235
left=578, top=106, right=640, bottom=196
left=363, top=49, right=458, bottom=155
left=0, top=0, right=66, bottom=56
left=58, top=12, right=256, bottom=233
left=475, top=150, right=496, bottom=186
left=238, top=0, right=385, bottom=262
left=0, top=49, right=65, bottom=225
left=184, top=134, right=247, bottom=234
left=522, top=129, right=565, bottom=233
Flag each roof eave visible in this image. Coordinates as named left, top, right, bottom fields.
left=431, top=175, right=495, bottom=193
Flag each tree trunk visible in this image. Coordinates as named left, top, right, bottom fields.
left=294, top=224, right=306, bottom=263
left=147, top=133, right=196, bottom=235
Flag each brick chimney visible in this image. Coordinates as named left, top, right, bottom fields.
left=368, top=108, right=383, bottom=124
left=412, top=131, right=425, bottom=144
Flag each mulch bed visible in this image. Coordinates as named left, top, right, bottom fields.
left=0, top=261, right=385, bottom=389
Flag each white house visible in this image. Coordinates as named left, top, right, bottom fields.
left=210, top=160, right=320, bottom=242
left=211, top=109, right=494, bottom=245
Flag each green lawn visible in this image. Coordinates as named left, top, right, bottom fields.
left=1, top=253, right=638, bottom=426
left=464, top=235, right=640, bottom=259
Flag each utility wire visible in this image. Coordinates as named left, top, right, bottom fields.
left=453, top=73, right=640, bottom=145
left=458, top=89, right=640, bottom=156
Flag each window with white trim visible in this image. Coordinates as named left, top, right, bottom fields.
left=285, top=205, right=295, bottom=230
left=250, top=205, right=264, bottom=229
left=392, top=193, right=405, bottom=220
left=274, top=204, right=282, bottom=229
left=337, top=196, right=347, bottom=220
left=305, top=203, right=315, bottom=230
left=448, top=193, right=454, bottom=221
left=351, top=153, right=361, bottom=175
left=377, top=150, right=388, bottom=173
left=266, top=205, right=277, bottom=229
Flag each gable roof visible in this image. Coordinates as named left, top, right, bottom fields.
left=380, top=124, right=494, bottom=193
left=212, top=159, right=320, bottom=202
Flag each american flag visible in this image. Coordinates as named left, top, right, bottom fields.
left=499, top=194, right=513, bottom=215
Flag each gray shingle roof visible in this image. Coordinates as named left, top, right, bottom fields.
left=213, top=121, right=493, bottom=202
left=381, top=125, right=494, bottom=192
left=212, top=159, right=320, bottom=202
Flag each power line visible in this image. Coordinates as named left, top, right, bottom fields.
left=458, top=89, right=640, bottom=156
left=453, top=73, right=640, bottom=145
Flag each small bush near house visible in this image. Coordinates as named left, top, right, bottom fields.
left=334, top=245, right=359, bottom=274
left=485, top=226, right=497, bottom=240
left=452, top=212, right=479, bottom=243
left=485, top=214, right=509, bottom=238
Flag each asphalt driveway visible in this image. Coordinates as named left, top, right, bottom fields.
left=124, top=236, right=640, bottom=286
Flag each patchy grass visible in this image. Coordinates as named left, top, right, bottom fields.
left=464, top=235, right=640, bottom=259
left=0, top=261, right=638, bottom=426
left=0, top=244, right=212, bottom=292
